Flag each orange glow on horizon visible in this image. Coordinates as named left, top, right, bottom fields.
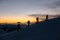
left=0, top=16, right=38, bottom=24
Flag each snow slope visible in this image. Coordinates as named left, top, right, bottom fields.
left=0, top=17, right=60, bottom=40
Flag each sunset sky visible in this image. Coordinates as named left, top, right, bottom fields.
left=0, top=0, right=60, bottom=23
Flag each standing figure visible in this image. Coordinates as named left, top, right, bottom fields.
left=27, top=20, right=30, bottom=27
left=46, top=15, right=48, bottom=20
left=17, top=22, right=21, bottom=31
left=36, top=17, right=39, bottom=23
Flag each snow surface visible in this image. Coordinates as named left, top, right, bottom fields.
left=0, top=17, right=60, bottom=40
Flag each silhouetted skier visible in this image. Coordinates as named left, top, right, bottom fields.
left=46, top=15, right=48, bottom=20
left=27, top=20, right=30, bottom=27
left=17, top=22, right=21, bottom=31
left=36, top=17, right=39, bottom=23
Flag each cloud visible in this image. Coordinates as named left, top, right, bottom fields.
left=0, top=0, right=60, bottom=16
left=54, top=0, right=60, bottom=7
left=47, top=0, right=60, bottom=9
left=28, top=14, right=45, bottom=17
left=39, top=0, right=60, bottom=15
left=0, top=0, right=2, bottom=3
left=28, top=14, right=60, bottom=19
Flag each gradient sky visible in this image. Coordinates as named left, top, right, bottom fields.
left=0, top=0, right=60, bottom=23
